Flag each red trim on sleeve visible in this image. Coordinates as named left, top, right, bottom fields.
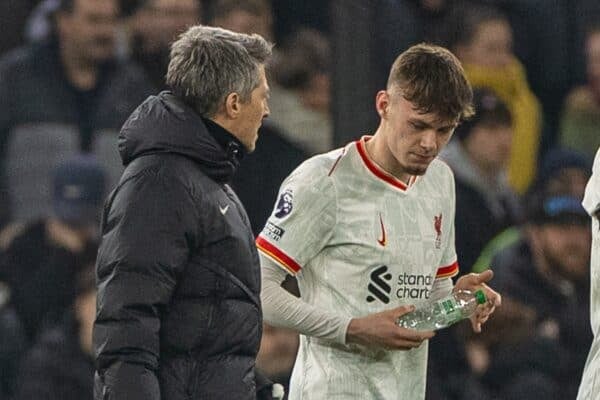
left=436, top=261, right=459, bottom=278
left=256, top=236, right=302, bottom=275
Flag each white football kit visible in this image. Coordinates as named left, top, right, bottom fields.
left=257, top=137, right=459, bottom=400
left=578, top=148, right=600, bottom=400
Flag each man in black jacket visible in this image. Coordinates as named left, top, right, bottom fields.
left=93, top=25, right=274, bottom=400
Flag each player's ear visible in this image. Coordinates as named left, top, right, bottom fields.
left=376, top=90, right=390, bottom=118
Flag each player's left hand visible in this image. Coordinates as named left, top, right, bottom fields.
left=454, top=270, right=501, bottom=333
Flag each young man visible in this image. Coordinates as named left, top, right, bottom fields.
left=93, top=26, right=274, bottom=400
left=578, top=147, right=600, bottom=400
left=257, top=44, right=501, bottom=399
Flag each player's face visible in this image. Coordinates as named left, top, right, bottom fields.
left=377, top=90, right=458, bottom=178
left=233, top=66, right=270, bottom=152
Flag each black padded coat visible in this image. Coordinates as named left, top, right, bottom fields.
left=93, top=92, right=262, bottom=400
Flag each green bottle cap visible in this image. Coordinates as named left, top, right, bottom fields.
left=475, top=290, right=487, bottom=305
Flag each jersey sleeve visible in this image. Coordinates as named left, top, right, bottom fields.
left=583, top=148, right=600, bottom=216
left=256, top=158, right=337, bottom=276
left=436, top=164, right=459, bottom=279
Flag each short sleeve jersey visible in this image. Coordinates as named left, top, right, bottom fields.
left=578, top=148, right=600, bottom=400
left=257, top=136, right=458, bottom=400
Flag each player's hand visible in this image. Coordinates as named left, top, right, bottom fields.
left=454, top=270, right=502, bottom=333
left=346, top=306, right=435, bottom=350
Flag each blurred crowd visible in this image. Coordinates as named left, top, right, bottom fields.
left=0, top=0, right=598, bottom=399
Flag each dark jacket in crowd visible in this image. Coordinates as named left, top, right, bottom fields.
left=0, top=219, right=97, bottom=341
left=454, top=175, right=521, bottom=273
left=13, top=313, right=94, bottom=400
left=93, top=92, right=263, bottom=400
left=0, top=40, right=155, bottom=225
left=484, top=238, right=592, bottom=400
left=0, top=304, right=26, bottom=398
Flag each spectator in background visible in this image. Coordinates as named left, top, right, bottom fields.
left=441, top=88, right=521, bottom=274
left=268, top=28, right=333, bottom=155
left=0, top=155, right=105, bottom=342
left=126, top=0, right=202, bottom=89
left=471, top=147, right=591, bottom=274
left=446, top=2, right=542, bottom=194
left=0, top=0, right=43, bottom=55
left=211, top=0, right=273, bottom=41
left=560, top=23, right=600, bottom=160
left=13, top=264, right=97, bottom=400
left=0, top=0, right=155, bottom=227
left=475, top=189, right=592, bottom=400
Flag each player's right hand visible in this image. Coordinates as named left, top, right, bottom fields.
left=345, top=306, right=435, bottom=350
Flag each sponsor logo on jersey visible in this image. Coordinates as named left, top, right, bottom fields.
left=366, top=265, right=392, bottom=303
left=434, top=213, right=442, bottom=249
left=366, top=268, right=432, bottom=303
left=263, top=221, right=285, bottom=241
left=274, top=189, right=294, bottom=218
left=377, top=213, right=386, bottom=246
left=396, top=272, right=432, bottom=299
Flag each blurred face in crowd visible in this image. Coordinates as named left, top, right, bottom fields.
left=463, top=122, right=513, bottom=174
left=461, top=19, right=513, bottom=69
left=301, top=72, right=331, bottom=113
left=586, top=31, right=600, bottom=97
left=227, top=65, right=270, bottom=152
left=545, top=167, right=590, bottom=199
left=130, top=0, right=201, bottom=54
left=375, top=88, right=458, bottom=181
left=57, top=0, right=118, bottom=63
left=534, top=222, right=591, bottom=283
left=213, top=10, right=273, bottom=41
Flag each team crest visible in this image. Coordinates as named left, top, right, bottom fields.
left=434, top=213, right=442, bottom=249
left=274, top=189, right=294, bottom=218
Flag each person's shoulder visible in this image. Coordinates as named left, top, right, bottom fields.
left=110, top=57, right=153, bottom=81
left=429, top=157, right=454, bottom=176
left=0, top=43, right=38, bottom=77
left=420, top=158, right=455, bottom=189
left=290, top=145, right=348, bottom=180
left=120, top=153, right=204, bottom=199
left=564, top=85, right=599, bottom=112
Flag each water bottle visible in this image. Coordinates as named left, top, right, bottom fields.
left=396, top=289, right=487, bottom=331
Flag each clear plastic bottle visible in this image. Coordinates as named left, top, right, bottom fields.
left=396, top=289, right=487, bottom=331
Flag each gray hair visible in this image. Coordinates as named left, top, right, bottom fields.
left=166, top=25, right=273, bottom=117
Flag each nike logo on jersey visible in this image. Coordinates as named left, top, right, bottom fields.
left=219, top=204, right=230, bottom=215
left=377, top=213, right=386, bottom=246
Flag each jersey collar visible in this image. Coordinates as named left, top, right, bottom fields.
left=355, top=136, right=417, bottom=191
